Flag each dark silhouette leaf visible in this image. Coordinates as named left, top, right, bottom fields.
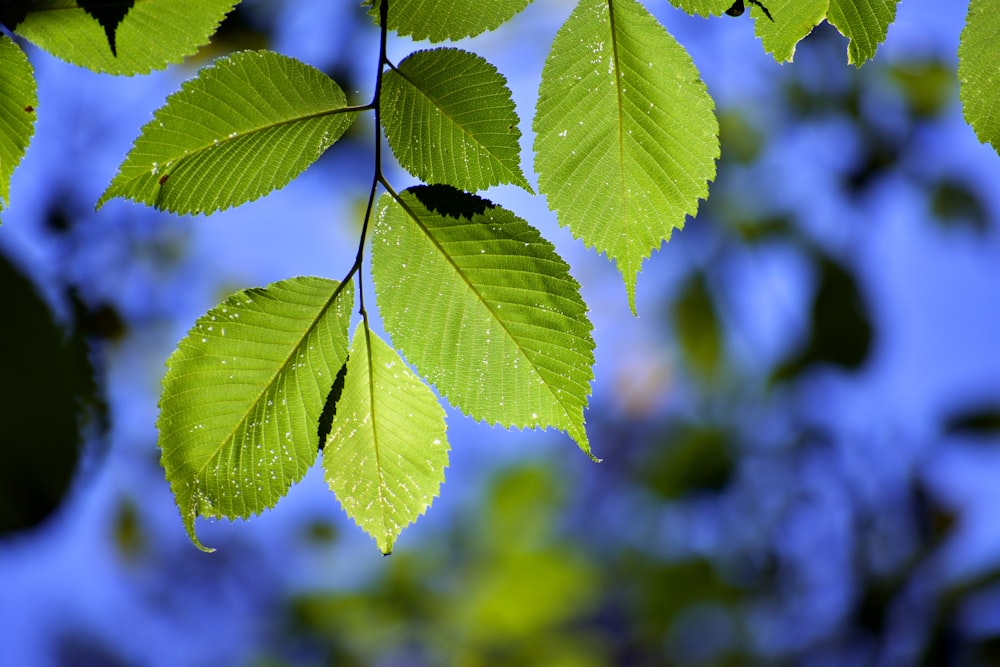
left=76, top=0, right=135, bottom=56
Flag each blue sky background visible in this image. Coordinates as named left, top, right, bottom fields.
left=4, top=0, right=1000, bottom=664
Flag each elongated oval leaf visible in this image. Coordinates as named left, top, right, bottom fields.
left=381, top=48, right=531, bottom=193
left=372, top=186, right=596, bottom=456
left=15, top=0, right=238, bottom=76
left=99, top=50, right=357, bottom=215
left=370, top=0, right=532, bottom=42
left=158, top=277, right=353, bottom=552
left=0, top=35, right=36, bottom=222
left=827, top=0, right=899, bottom=66
left=323, top=325, right=449, bottom=555
left=753, top=0, right=827, bottom=62
left=533, top=0, right=719, bottom=312
left=959, top=0, right=1000, bottom=153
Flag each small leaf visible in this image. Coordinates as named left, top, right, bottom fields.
left=959, top=0, right=1000, bottom=153
left=99, top=50, right=357, bottom=215
left=373, top=186, right=596, bottom=457
left=533, top=0, right=718, bottom=311
left=323, top=325, right=449, bottom=555
left=369, top=0, right=533, bottom=42
left=158, top=277, right=353, bottom=552
left=15, top=0, right=238, bottom=75
left=0, top=34, right=36, bottom=221
left=827, top=0, right=900, bottom=66
left=381, top=48, right=531, bottom=193
left=753, top=0, right=826, bottom=62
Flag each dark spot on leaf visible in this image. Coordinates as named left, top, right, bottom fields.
left=411, top=184, right=492, bottom=220
left=24, top=105, right=34, bottom=113
left=158, top=174, right=169, bottom=186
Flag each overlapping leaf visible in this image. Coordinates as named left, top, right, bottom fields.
left=534, top=0, right=718, bottom=311
left=827, top=0, right=899, bottom=66
left=99, top=50, right=356, bottom=215
left=381, top=48, right=531, bottom=193
left=14, top=0, right=238, bottom=75
left=959, top=0, right=1000, bottom=153
left=323, top=326, right=449, bottom=555
left=0, top=35, right=36, bottom=221
left=158, top=277, right=353, bottom=552
left=372, top=186, right=595, bottom=456
left=369, top=0, right=532, bottom=42
left=753, top=0, right=826, bottom=62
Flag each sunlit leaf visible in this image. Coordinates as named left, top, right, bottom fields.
left=99, top=51, right=357, bottom=215
left=827, top=0, right=900, bottom=66
left=373, top=186, right=596, bottom=457
left=534, top=0, right=718, bottom=311
left=381, top=48, right=531, bottom=193
left=15, top=0, right=238, bottom=75
left=369, top=0, right=533, bottom=42
left=158, top=277, right=353, bottom=552
left=752, top=0, right=826, bottom=62
left=665, top=0, right=733, bottom=16
left=0, top=35, right=36, bottom=221
left=323, top=326, right=449, bottom=555
left=959, top=0, right=1000, bottom=153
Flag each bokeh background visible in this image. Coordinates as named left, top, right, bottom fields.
left=4, top=0, right=1000, bottom=665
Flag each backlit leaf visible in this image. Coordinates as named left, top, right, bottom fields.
left=15, top=0, right=238, bottom=75
left=373, top=186, right=595, bottom=457
left=158, top=277, right=353, bottom=552
left=827, top=0, right=899, bottom=66
left=753, top=0, right=826, bottom=62
left=381, top=48, right=531, bottom=193
left=370, top=0, right=533, bottom=42
left=99, top=51, right=357, bottom=215
left=959, top=0, right=1000, bottom=153
left=323, top=326, right=449, bottom=555
left=0, top=35, right=36, bottom=222
left=533, top=0, right=718, bottom=312
left=666, top=0, right=733, bottom=16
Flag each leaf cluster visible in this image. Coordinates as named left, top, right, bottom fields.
left=0, top=0, right=998, bottom=552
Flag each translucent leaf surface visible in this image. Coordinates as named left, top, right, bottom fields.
left=0, top=35, right=36, bottom=221
left=99, top=51, right=356, bottom=215
left=371, top=0, right=532, bottom=42
left=533, top=0, right=718, bottom=311
left=373, top=186, right=596, bottom=456
left=959, top=0, right=1000, bottom=153
left=666, top=0, right=733, bottom=16
left=323, top=326, right=448, bottom=555
left=753, top=0, right=826, bottom=62
left=158, top=277, right=353, bottom=552
left=827, top=0, right=899, bottom=66
left=15, top=0, right=238, bottom=75
left=381, top=48, right=531, bottom=193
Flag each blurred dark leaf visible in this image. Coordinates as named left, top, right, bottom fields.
left=112, top=496, right=145, bottom=561
left=672, top=271, right=724, bottom=380
left=0, top=0, right=30, bottom=31
left=842, top=127, right=902, bottom=194
left=728, top=213, right=793, bottom=244
left=718, top=110, right=763, bottom=165
left=0, top=250, right=96, bottom=535
left=639, top=423, right=733, bottom=499
left=773, top=253, right=873, bottom=381
left=77, top=0, right=135, bottom=56
left=888, top=60, right=955, bottom=119
left=928, top=179, right=989, bottom=234
left=942, top=404, right=1000, bottom=439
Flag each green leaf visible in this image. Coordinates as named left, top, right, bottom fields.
left=158, top=277, right=353, bottom=552
left=15, top=0, right=239, bottom=76
left=381, top=48, right=531, bottom=194
left=533, top=0, right=719, bottom=312
left=753, top=0, right=827, bottom=62
left=959, top=0, right=1000, bottom=153
left=99, top=50, right=357, bottom=215
left=369, top=0, right=533, bottom=42
left=0, top=35, right=36, bottom=221
left=827, top=0, right=900, bottom=66
left=666, top=0, right=734, bottom=16
left=372, top=186, right=596, bottom=457
left=323, top=325, right=448, bottom=555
